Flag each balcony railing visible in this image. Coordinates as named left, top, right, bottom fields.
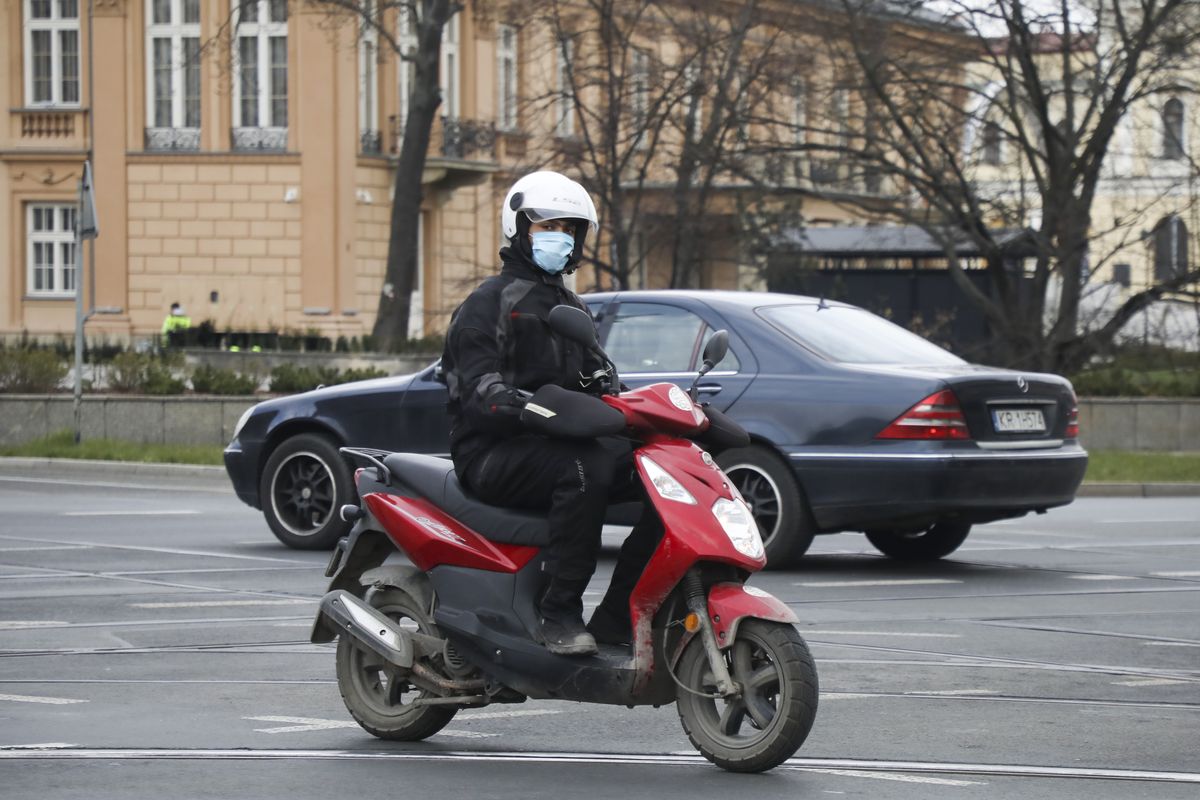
left=232, top=126, right=288, bottom=152
left=360, top=129, right=382, bottom=155
left=441, top=116, right=496, bottom=160
left=145, top=127, right=200, bottom=152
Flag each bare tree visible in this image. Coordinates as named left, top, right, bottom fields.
left=311, top=0, right=460, bottom=350
left=788, top=0, right=1200, bottom=372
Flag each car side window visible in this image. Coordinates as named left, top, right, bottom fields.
left=605, top=303, right=706, bottom=374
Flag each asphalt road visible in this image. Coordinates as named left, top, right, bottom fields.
left=0, top=468, right=1198, bottom=799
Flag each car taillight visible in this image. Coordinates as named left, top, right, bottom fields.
left=1065, top=396, right=1079, bottom=439
left=876, top=389, right=970, bottom=440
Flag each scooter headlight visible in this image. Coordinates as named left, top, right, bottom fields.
left=712, top=497, right=764, bottom=559
left=639, top=456, right=696, bottom=505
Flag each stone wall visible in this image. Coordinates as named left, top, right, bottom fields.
left=1, top=396, right=1197, bottom=451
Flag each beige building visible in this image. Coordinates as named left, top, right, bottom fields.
left=2, top=0, right=918, bottom=343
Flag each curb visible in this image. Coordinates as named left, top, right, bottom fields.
left=1075, top=482, right=1200, bottom=498
left=0, top=457, right=229, bottom=488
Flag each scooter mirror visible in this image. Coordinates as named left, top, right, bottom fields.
left=547, top=305, right=600, bottom=351
left=701, top=330, right=729, bottom=369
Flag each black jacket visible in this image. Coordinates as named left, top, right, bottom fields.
left=442, top=247, right=606, bottom=472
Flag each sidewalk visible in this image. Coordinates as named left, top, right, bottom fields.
left=1, top=457, right=1198, bottom=497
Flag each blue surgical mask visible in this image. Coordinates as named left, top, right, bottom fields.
left=530, top=231, right=575, bottom=274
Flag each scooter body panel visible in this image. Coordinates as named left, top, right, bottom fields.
left=706, top=581, right=799, bottom=647
left=362, top=492, right=539, bottom=573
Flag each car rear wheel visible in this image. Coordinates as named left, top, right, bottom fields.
left=865, top=520, right=972, bottom=560
left=717, top=445, right=815, bottom=569
left=260, top=432, right=353, bottom=550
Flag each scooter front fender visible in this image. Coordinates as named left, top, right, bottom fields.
left=707, top=582, right=798, bottom=649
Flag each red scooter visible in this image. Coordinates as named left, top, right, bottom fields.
left=311, top=306, right=818, bottom=772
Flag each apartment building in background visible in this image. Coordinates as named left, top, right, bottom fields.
left=2, top=0, right=952, bottom=343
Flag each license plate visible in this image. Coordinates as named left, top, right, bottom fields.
left=991, top=408, right=1046, bottom=433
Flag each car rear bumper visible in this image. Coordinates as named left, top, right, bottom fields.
left=786, top=442, right=1088, bottom=531
left=223, top=440, right=261, bottom=509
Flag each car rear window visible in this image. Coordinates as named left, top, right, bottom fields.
left=757, top=304, right=965, bottom=366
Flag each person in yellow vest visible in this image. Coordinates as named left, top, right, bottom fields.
left=161, top=302, right=191, bottom=346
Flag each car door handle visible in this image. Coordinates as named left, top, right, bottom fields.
left=696, top=383, right=723, bottom=395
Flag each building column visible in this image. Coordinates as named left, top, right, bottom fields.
left=89, top=0, right=131, bottom=335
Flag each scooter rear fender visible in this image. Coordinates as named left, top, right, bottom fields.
left=707, top=582, right=798, bottom=648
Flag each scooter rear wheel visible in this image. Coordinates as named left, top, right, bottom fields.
left=676, top=620, right=818, bottom=773
left=335, top=588, right=456, bottom=740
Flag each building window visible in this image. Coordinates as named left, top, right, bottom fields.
left=145, top=0, right=201, bottom=151
left=981, top=121, right=1003, bottom=165
left=24, top=0, right=80, bottom=107
left=1153, top=215, right=1188, bottom=281
left=556, top=38, right=575, bottom=137
left=232, top=0, right=288, bottom=151
left=791, top=79, right=806, bottom=146
left=1162, top=97, right=1185, bottom=160
left=26, top=204, right=77, bottom=298
left=440, top=13, right=460, bottom=119
left=359, top=0, right=380, bottom=153
left=630, top=48, right=649, bottom=129
left=497, top=24, right=518, bottom=131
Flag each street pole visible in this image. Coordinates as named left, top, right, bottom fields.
left=73, top=189, right=84, bottom=445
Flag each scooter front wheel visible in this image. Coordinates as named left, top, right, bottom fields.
left=676, top=620, right=818, bottom=773
left=335, top=588, right=456, bottom=740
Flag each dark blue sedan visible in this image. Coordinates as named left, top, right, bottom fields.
left=224, top=291, right=1087, bottom=566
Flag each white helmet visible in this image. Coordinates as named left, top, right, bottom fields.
left=501, top=171, right=599, bottom=240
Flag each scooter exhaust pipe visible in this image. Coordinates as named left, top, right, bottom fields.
left=311, top=589, right=414, bottom=669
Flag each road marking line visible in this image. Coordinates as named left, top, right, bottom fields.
left=1112, top=678, right=1191, bottom=687
left=0, top=476, right=226, bottom=493
left=1153, top=571, right=1200, bottom=578
left=2, top=749, right=1198, bottom=783
left=1069, top=574, right=1140, bottom=581
left=0, top=621, right=70, bottom=630
left=2, top=744, right=76, bottom=749
left=803, top=630, right=961, bottom=638
left=904, top=689, right=999, bottom=696
left=0, top=546, right=91, bottom=552
left=246, top=716, right=358, bottom=734
left=1145, top=641, right=1200, bottom=648
left=795, top=579, right=961, bottom=588
left=801, top=768, right=984, bottom=787
left=457, top=709, right=563, bottom=721
left=62, top=510, right=200, bottom=517
left=130, top=599, right=314, bottom=609
left=818, top=693, right=878, bottom=700
left=436, top=731, right=501, bottom=739
left=0, top=694, right=87, bottom=705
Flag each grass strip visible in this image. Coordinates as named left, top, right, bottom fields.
left=1085, top=450, right=1200, bottom=483
left=0, top=430, right=224, bottom=466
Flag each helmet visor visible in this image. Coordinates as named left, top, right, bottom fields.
left=523, top=207, right=583, bottom=224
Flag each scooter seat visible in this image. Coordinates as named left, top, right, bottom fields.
left=382, top=453, right=552, bottom=546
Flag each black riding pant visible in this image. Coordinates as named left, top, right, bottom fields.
left=460, top=435, right=663, bottom=597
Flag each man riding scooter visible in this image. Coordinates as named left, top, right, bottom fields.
left=441, top=170, right=663, bottom=656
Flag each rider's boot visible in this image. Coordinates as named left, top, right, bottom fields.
left=538, top=577, right=597, bottom=656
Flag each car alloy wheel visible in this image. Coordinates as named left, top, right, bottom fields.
left=270, top=450, right=337, bottom=537
left=259, top=432, right=354, bottom=549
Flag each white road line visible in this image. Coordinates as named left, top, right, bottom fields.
left=62, top=510, right=200, bottom=517
left=0, top=694, right=87, bottom=705
left=0, top=621, right=70, bottom=630
left=247, top=716, right=359, bottom=734
left=2, top=744, right=77, bottom=749
left=795, top=579, right=961, bottom=588
left=803, top=630, right=961, bottom=638
left=1145, top=641, right=1200, bottom=648
left=904, top=689, right=999, bottom=696
left=0, top=476, right=226, bottom=493
left=0, top=546, right=91, bottom=553
left=0, top=535, right=307, bottom=565
left=436, top=731, right=501, bottom=739
left=457, top=709, right=564, bottom=721
left=1069, top=574, right=1140, bottom=581
left=2, top=749, right=1198, bottom=784
left=1154, top=571, right=1200, bottom=578
left=1112, top=678, right=1192, bottom=687
left=130, top=599, right=314, bottom=609
left=801, top=768, right=984, bottom=787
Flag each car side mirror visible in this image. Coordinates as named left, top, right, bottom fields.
left=547, top=305, right=600, bottom=351
left=701, top=330, right=729, bottom=371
